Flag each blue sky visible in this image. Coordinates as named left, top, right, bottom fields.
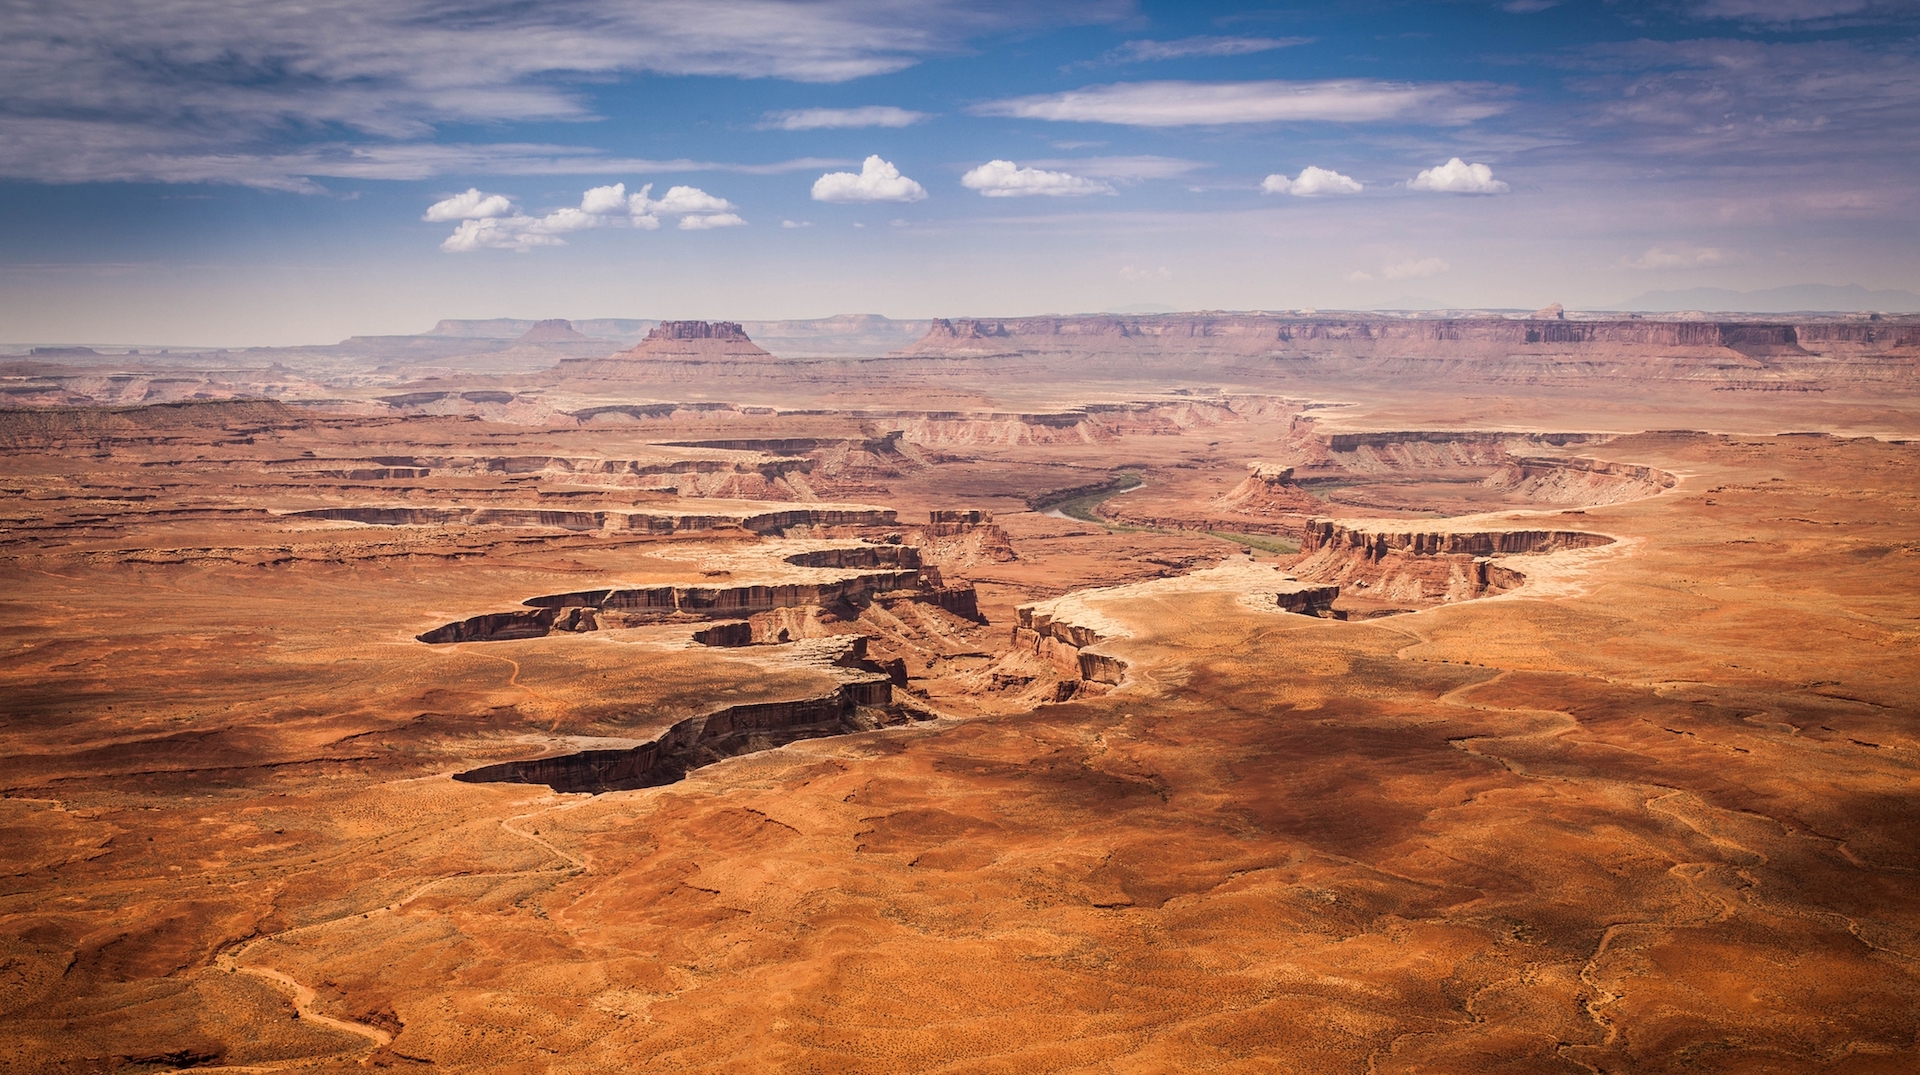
left=3, top=0, right=1917, bottom=345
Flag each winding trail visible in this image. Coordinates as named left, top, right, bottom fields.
left=461, top=644, right=568, bottom=730
left=200, top=790, right=592, bottom=1070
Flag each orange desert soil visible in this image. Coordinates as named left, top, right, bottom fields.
left=1, top=325, right=1918, bottom=1073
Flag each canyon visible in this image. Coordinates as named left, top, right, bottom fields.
left=0, top=315, right=1916, bottom=1073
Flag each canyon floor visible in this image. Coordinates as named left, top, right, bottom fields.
left=2, top=340, right=1918, bottom=1073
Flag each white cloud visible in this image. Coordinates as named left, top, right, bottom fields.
left=811, top=155, right=928, bottom=203
left=781, top=219, right=814, bottom=228
left=647, top=185, right=736, bottom=214
left=960, top=159, right=1114, bottom=197
left=1408, top=158, right=1510, bottom=193
left=1346, top=270, right=1375, bottom=282
left=679, top=212, right=747, bottom=230
left=1260, top=166, right=1363, bottom=196
left=760, top=106, right=930, bottom=130
left=434, top=181, right=743, bottom=250
left=580, top=183, right=630, bottom=214
left=0, top=2, right=1130, bottom=189
left=972, top=80, right=1510, bottom=127
left=1024, top=155, right=1205, bottom=180
left=1683, top=0, right=1882, bottom=25
left=423, top=187, right=514, bottom=221
left=440, top=217, right=564, bottom=253
left=1627, top=245, right=1726, bottom=270
left=1109, top=36, right=1312, bottom=62
left=1382, top=257, right=1451, bottom=280
left=534, top=207, right=603, bottom=233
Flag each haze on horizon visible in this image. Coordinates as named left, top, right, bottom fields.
left=3, top=0, right=1917, bottom=347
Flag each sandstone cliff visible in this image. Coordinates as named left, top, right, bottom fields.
left=897, top=313, right=1920, bottom=388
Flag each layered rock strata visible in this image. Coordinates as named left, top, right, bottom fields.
left=1211, top=462, right=1322, bottom=517
left=897, top=313, right=1920, bottom=389
left=1007, top=564, right=1343, bottom=694
left=292, top=505, right=895, bottom=535
left=1290, top=521, right=1612, bottom=604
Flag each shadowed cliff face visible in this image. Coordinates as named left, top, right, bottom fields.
left=455, top=679, right=900, bottom=793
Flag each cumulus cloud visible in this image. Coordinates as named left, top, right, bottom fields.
left=960, top=160, right=1114, bottom=197
left=579, top=183, right=630, bottom=214
left=1408, top=158, right=1510, bottom=193
left=1627, top=246, right=1726, bottom=270
left=441, top=217, right=568, bottom=253
left=811, top=155, right=928, bottom=202
left=760, top=106, right=930, bottom=130
left=434, top=181, right=743, bottom=251
left=972, top=80, right=1510, bottom=127
left=1260, top=166, right=1363, bottom=196
left=781, top=219, right=814, bottom=228
left=1109, top=36, right=1311, bottom=62
left=647, top=186, right=736, bottom=214
left=422, top=187, right=515, bottom=221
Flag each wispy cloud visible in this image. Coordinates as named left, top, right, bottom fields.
left=811, top=155, right=929, bottom=202
left=972, top=80, right=1511, bottom=127
left=1679, top=0, right=1913, bottom=26
left=1566, top=38, right=1920, bottom=158
left=0, top=0, right=1127, bottom=188
left=961, top=160, right=1115, bottom=197
left=1348, top=257, right=1450, bottom=282
left=1107, top=36, right=1312, bottom=62
left=758, top=106, right=931, bottom=130
left=1023, top=156, right=1207, bottom=180
left=1626, top=245, right=1726, bottom=270
left=0, top=122, right=852, bottom=190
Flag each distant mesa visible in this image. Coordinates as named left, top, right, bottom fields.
left=1532, top=303, right=1566, bottom=320
left=541, top=320, right=776, bottom=380
left=616, top=321, right=775, bottom=361
left=513, top=319, right=590, bottom=345
left=650, top=320, right=752, bottom=341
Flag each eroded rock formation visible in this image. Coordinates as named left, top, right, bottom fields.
left=455, top=640, right=904, bottom=793
left=1212, top=462, right=1322, bottom=516
left=1289, top=521, right=1611, bottom=604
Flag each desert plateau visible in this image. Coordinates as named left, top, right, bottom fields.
left=3, top=310, right=1918, bottom=1073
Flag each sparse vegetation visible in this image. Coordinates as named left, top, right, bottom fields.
left=1041, top=471, right=1145, bottom=526
left=1204, top=531, right=1300, bottom=555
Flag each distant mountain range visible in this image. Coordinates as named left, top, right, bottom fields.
left=1601, top=284, right=1920, bottom=313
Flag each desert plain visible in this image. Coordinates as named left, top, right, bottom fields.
left=2, top=311, right=1918, bottom=1073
